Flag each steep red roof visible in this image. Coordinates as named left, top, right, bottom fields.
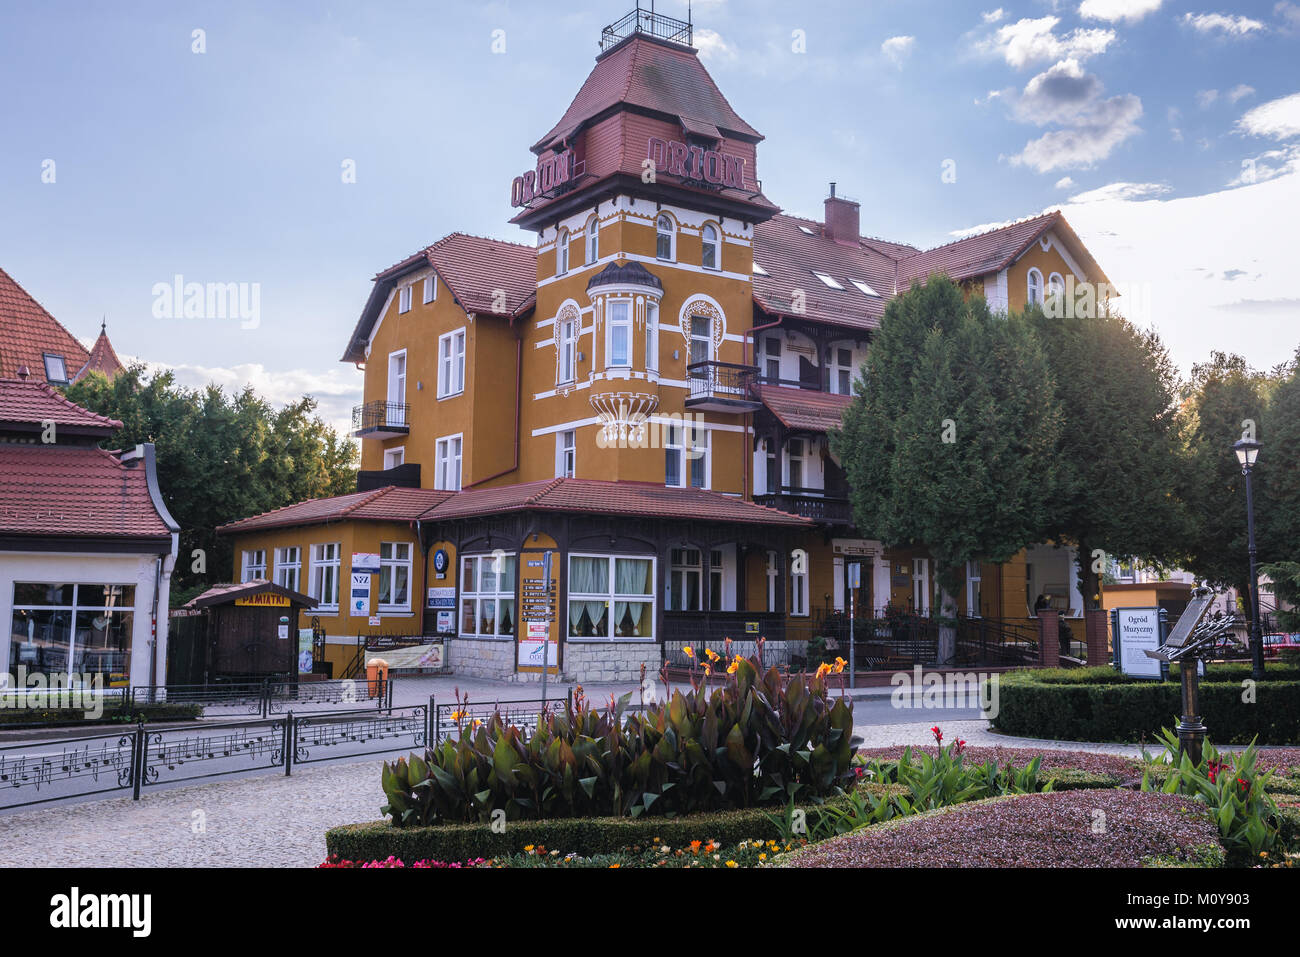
left=0, top=444, right=173, bottom=542
left=186, top=579, right=316, bottom=609
left=755, top=385, right=853, bottom=433
left=0, top=266, right=91, bottom=384
left=342, top=233, right=536, bottom=363
left=419, top=478, right=812, bottom=526
left=0, top=377, right=123, bottom=432
left=75, top=324, right=125, bottom=382
left=896, top=212, right=1061, bottom=287
left=534, top=34, right=761, bottom=152
left=217, top=486, right=454, bottom=534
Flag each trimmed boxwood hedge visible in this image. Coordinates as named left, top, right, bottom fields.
left=0, top=702, right=203, bottom=727
left=990, top=668, right=1300, bottom=744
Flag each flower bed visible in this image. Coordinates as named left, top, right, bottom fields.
left=857, top=745, right=1139, bottom=787
left=779, top=790, right=1225, bottom=868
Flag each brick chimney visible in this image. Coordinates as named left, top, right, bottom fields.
left=823, top=182, right=860, bottom=245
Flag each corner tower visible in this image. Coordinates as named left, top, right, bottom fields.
left=509, top=7, right=778, bottom=489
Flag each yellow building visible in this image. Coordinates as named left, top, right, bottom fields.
left=219, top=12, right=1118, bottom=682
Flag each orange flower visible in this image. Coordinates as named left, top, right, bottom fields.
left=815, top=663, right=832, bottom=679
left=727, top=659, right=739, bottom=675
left=683, top=646, right=695, bottom=659
left=832, top=657, right=847, bottom=674
left=705, top=648, right=720, bottom=663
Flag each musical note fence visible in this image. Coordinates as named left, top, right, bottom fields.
left=1, top=700, right=429, bottom=811
left=127, top=677, right=392, bottom=718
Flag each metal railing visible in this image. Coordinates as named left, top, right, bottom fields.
left=351, top=399, right=410, bottom=434
left=600, top=5, right=692, bottom=50
left=128, top=677, right=391, bottom=717
left=753, top=491, right=854, bottom=524
left=685, top=361, right=758, bottom=405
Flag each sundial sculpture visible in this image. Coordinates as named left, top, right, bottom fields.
left=1144, top=586, right=1249, bottom=764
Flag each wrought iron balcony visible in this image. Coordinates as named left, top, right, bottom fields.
left=600, top=5, right=692, bottom=51
left=753, top=489, right=854, bottom=525
left=352, top=400, right=410, bottom=439
left=685, top=361, right=761, bottom=413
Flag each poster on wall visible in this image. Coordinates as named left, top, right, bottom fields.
left=517, top=638, right=557, bottom=668
left=1115, top=607, right=1162, bottom=678
left=350, top=573, right=370, bottom=616
left=297, top=628, right=314, bottom=674
left=351, top=553, right=381, bottom=574
left=436, top=610, right=454, bottom=634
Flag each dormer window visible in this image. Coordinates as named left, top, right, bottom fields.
left=42, top=354, right=68, bottom=385
left=656, top=214, right=675, bottom=262
left=587, top=216, right=599, bottom=265
left=557, top=228, right=570, bottom=276
left=813, top=272, right=844, bottom=290
left=1027, top=268, right=1043, bottom=305
left=398, top=284, right=412, bottom=313
left=701, top=224, right=720, bottom=270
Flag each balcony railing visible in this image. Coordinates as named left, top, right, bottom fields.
left=685, top=361, right=761, bottom=412
left=753, top=490, right=854, bottom=525
left=352, top=400, right=410, bottom=439
left=600, top=5, right=692, bottom=51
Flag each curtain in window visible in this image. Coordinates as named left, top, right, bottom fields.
left=570, top=557, right=607, bottom=593
left=615, top=558, right=651, bottom=595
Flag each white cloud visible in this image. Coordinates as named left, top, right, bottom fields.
left=1196, top=89, right=1219, bottom=108
left=693, top=28, right=737, bottom=63
left=1079, top=0, right=1163, bottom=23
left=1182, top=12, right=1266, bottom=35
left=1009, top=60, right=1143, bottom=172
left=1066, top=181, right=1172, bottom=203
left=1228, top=144, right=1300, bottom=185
left=983, top=8, right=1007, bottom=23
left=979, top=16, right=1116, bottom=69
left=1228, top=84, right=1256, bottom=103
left=1278, top=1, right=1300, bottom=31
left=881, top=35, right=916, bottom=65
left=1237, top=91, right=1300, bottom=139
left=1055, top=176, right=1076, bottom=188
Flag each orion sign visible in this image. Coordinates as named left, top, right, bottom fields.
left=510, top=149, right=575, bottom=207
left=647, top=137, right=746, bottom=189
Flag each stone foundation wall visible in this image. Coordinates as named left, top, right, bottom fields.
left=446, top=638, right=515, bottom=680
left=562, top=641, right=660, bottom=683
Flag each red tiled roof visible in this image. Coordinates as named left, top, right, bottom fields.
left=75, top=325, right=125, bottom=382
left=0, top=377, right=123, bottom=432
left=752, top=215, right=895, bottom=331
left=0, top=266, right=92, bottom=384
left=896, top=212, right=1061, bottom=287
left=0, top=444, right=173, bottom=541
left=418, top=478, right=812, bottom=526
left=186, top=579, right=316, bottom=609
left=533, top=35, right=762, bottom=153
left=755, top=385, right=853, bottom=433
left=342, top=233, right=536, bottom=362
left=217, top=486, right=454, bottom=534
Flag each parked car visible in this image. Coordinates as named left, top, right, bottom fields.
left=1261, top=632, right=1300, bottom=658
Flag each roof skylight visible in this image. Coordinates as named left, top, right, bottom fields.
left=813, top=272, right=844, bottom=290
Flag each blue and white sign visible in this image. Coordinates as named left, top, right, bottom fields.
left=433, top=548, right=449, bottom=575
left=351, top=552, right=381, bottom=574
left=426, top=586, right=455, bottom=609
left=351, top=572, right=371, bottom=617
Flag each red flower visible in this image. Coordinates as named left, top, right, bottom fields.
left=954, top=739, right=967, bottom=755
left=931, top=726, right=943, bottom=746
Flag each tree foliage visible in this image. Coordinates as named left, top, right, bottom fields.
left=831, top=276, right=1062, bottom=649
left=65, top=365, right=357, bottom=604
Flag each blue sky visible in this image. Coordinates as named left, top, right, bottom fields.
left=2, top=0, right=1298, bottom=432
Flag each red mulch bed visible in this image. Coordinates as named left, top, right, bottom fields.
left=857, top=745, right=1140, bottom=778
left=783, top=790, right=1219, bottom=868
left=1240, top=748, right=1300, bottom=776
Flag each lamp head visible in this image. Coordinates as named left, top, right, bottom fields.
left=1233, top=438, right=1261, bottom=469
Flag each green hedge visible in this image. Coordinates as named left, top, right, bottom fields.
left=991, top=670, right=1300, bottom=744
left=0, top=703, right=203, bottom=726
left=327, top=804, right=818, bottom=863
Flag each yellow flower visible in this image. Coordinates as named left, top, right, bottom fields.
left=759, top=853, right=767, bottom=861
left=705, top=648, right=720, bottom=662
left=725, top=860, right=738, bottom=868
left=727, top=660, right=739, bottom=675
left=815, top=663, right=832, bottom=679
left=833, top=657, right=847, bottom=674
left=683, top=646, right=694, bottom=659
left=609, top=863, right=621, bottom=869
left=524, top=845, right=535, bottom=853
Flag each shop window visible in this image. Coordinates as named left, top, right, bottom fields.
left=10, top=582, right=136, bottom=684
left=459, top=554, right=516, bottom=638
left=568, top=555, right=654, bottom=640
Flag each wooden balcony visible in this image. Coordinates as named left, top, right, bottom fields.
left=753, top=489, right=854, bottom=525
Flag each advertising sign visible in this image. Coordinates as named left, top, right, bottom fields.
left=235, top=593, right=290, bottom=607
left=298, top=628, right=314, bottom=674
left=436, top=610, right=454, bottom=634
left=351, top=553, right=381, bottom=574
left=1115, top=607, right=1162, bottom=678
left=517, top=638, right=557, bottom=668
left=350, top=572, right=370, bottom=616
left=426, top=586, right=455, bottom=609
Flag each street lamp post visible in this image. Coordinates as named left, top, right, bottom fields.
left=1233, top=438, right=1264, bottom=681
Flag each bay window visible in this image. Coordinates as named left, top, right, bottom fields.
left=459, top=554, right=516, bottom=638
left=568, top=555, right=654, bottom=640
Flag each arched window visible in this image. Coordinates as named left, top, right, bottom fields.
left=1027, top=268, right=1043, bottom=306
left=701, top=223, right=720, bottom=270
left=556, top=228, right=569, bottom=276
left=656, top=214, right=675, bottom=262
left=1047, top=272, right=1065, bottom=304
left=586, top=217, right=599, bottom=265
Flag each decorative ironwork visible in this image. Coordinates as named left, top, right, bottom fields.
left=600, top=4, right=692, bottom=51
left=292, top=706, right=428, bottom=764
left=351, top=399, right=410, bottom=436
left=0, top=729, right=139, bottom=809
left=140, top=719, right=289, bottom=788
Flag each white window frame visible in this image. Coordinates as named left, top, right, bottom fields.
left=688, top=314, right=714, bottom=366
left=378, top=541, right=412, bottom=613
left=1047, top=271, right=1065, bottom=306
left=274, top=546, right=301, bottom=593
left=423, top=275, right=437, bottom=304
left=850, top=279, right=879, bottom=298
left=566, top=553, right=656, bottom=641
left=558, top=315, right=577, bottom=384
left=753, top=262, right=768, bottom=276
left=242, top=549, right=266, bottom=582
left=829, top=346, right=855, bottom=396
left=605, top=299, right=632, bottom=369
left=665, top=423, right=709, bottom=489
left=965, top=560, right=982, bottom=619
left=813, top=271, right=845, bottom=290
left=556, top=228, right=570, bottom=276
left=309, top=543, right=341, bottom=612
left=556, top=429, right=576, bottom=478
left=645, top=301, right=659, bottom=374
left=398, top=284, right=413, bottom=313
left=435, top=434, right=463, bottom=491
left=701, top=223, right=720, bottom=270
left=387, top=350, right=407, bottom=420
left=667, top=548, right=703, bottom=612
left=1027, top=268, right=1044, bottom=306
left=586, top=216, right=599, bottom=265
left=383, top=446, right=405, bottom=470
left=656, top=214, right=675, bottom=262
left=438, top=329, right=466, bottom=398
left=459, top=553, right=517, bottom=639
